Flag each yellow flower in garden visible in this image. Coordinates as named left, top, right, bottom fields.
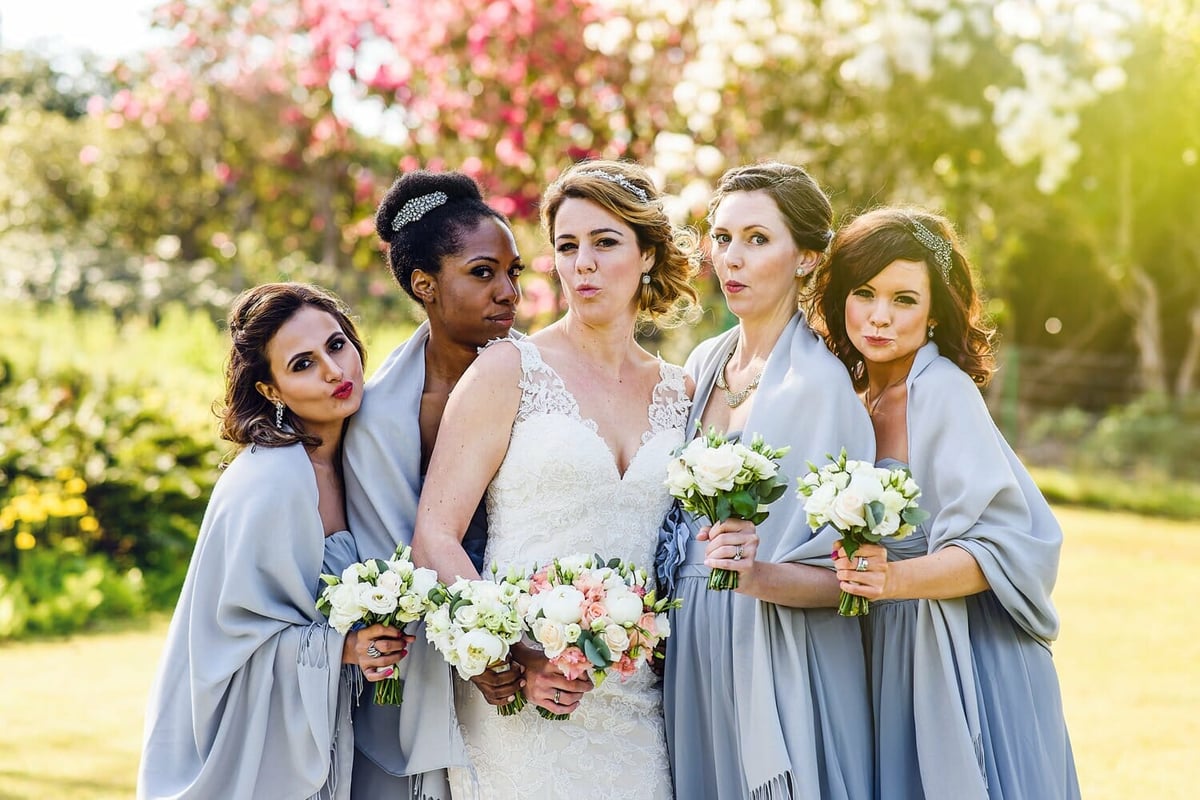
left=79, top=516, right=100, bottom=533
left=0, top=509, right=15, bottom=531
left=63, top=497, right=89, bottom=517
left=55, top=466, right=75, bottom=482
left=15, top=531, right=36, bottom=550
left=65, top=477, right=87, bottom=495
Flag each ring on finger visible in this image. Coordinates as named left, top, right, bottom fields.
left=733, top=545, right=744, bottom=561
left=553, top=688, right=562, bottom=704
left=366, top=641, right=382, bottom=658
left=855, top=556, right=869, bottom=572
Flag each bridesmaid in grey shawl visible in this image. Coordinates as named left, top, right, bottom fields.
left=814, top=207, right=1079, bottom=799
left=341, top=170, right=527, bottom=799
left=658, top=162, right=876, bottom=800
left=139, top=283, right=408, bottom=799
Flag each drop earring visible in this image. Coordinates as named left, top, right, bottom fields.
left=275, top=401, right=285, bottom=428
left=927, top=324, right=936, bottom=339
left=641, top=272, right=652, bottom=285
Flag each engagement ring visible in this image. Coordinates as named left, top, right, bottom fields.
left=366, top=641, right=382, bottom=658
left=856, top=556, right=869, bottom=572
left=734, top=545, right=744, bottom=561
left=554, top=688, right=562, bottom=704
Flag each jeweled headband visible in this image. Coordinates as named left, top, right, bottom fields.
left=392, top=191, right=449, bottom=231
left=909, top=220, right=953, bottom=282
left=575, top=170, right=650, bottom=203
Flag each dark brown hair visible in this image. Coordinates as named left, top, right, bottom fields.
left=809, top=207, right=996, bottom=388
left=219, top=282, right=366, bottom=451
left=541, top=159, right=700, bottom=328
left=707, top=161, right=834, bottom=254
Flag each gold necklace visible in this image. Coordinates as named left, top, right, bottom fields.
left=715, top=348, right=764, bottom=408
left=864, top=376, right=907, bottom=417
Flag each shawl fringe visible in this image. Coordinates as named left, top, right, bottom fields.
left=749, top=771, right=794, bottom=800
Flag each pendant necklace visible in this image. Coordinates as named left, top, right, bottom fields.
left=864, top=376, right=907, bottom=417
left=715, top=348, right=764, bottom=408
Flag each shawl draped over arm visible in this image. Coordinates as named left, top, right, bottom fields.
left=906, top=342, right=1064, bottom=800
left=138, top=443, right=348, bottom=800
left=659, top=313, right=877, bottom=798
left=341, top=322, right=478, bottom=781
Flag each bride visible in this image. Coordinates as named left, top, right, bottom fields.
left=412, top=160, right=698, bottom=798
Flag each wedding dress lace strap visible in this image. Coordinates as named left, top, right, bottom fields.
left=484, top=338, right=592, bottom=429
left=645, top=360, right=690, bottom=443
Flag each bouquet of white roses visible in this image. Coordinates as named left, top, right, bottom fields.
left=665, top=427, right=791, bottom=590
left=796, top=448, right=929, bottom=617
left=424, top=565, right=531, bottom=716
left=316, top=543, right=442, bottom=705
left=523, top=553, right=682, bottom=720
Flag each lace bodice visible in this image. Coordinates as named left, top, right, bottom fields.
left=483, top=338, right=689, bottom=572
left=449, top=338, right=688, bottom=800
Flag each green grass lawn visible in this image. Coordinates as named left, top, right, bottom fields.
left=0, top=506, right=1196, bottom=799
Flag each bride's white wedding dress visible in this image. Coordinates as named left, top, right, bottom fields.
left=448, top=338, right=688, bottom=800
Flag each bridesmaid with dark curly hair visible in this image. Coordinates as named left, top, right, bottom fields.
left=812, top=207, right=1080, bottom=800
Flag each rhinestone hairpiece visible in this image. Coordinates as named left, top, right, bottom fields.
left=909, top=220, right=953, bottom=282
left=575, top=170, right=650, bottom=203
left=391, top=191, right=449, bottom=231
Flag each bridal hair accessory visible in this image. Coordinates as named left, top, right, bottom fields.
left=576, top=170, right=650, bottom=203
left=392, top=191, right=449, bottom=231
left=274, top=401, right=285, bottom=429
left=641, top=272, right=652, bottom=285
left=909, top=220, right=953, bottom=282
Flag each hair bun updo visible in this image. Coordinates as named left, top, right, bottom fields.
left=373, top=170, right=511, bottom=304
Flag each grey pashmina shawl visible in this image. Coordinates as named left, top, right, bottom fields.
left=905, top=342, right=1063, bottom=799
left=138, top=443, right=351, bottom=799
left=664, top=312, right=877, bottom=798
left=342, top=321, right=503, bottom=793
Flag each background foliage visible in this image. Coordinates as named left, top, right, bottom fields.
left=2, top=0, right=1197, bottom=636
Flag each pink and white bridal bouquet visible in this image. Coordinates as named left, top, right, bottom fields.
left=424, top=565, right=531, bottom=716
left=665, top=428, right=791, bottom=590
left=523, top=553, right=682, bottom=720
left=796, top=448, right=929, bottom=617
left=316, top=543, right=442, bottom=705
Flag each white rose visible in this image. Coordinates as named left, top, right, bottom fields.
left=874, top=511, right=901, bottom=538
left=829, top=468, right=851, bottom=490
left=607, top=590, right=645, bottom=626
left=453, top=629, right=505, bottom=679
left=453, top=603, right=481, bottom=628
left=879, top=488, right=908, bottom=516
left=409, top=568, right=440, bottom=600
left=533, top=617, right=569, bottom=658
left=903, top=477, right=920, bottom=497
left=376, top=570, right=403, bottom=595
left=341, top=562, right=369, bottom=585
left=827, top=489, right=867, bottom=531
left=677, top=436, right=710, bottom=467
left=387, top=560, right=414, bottom=580
left=563, top=622, right=582, bottom=643
left=665, top=456, right=695, bottom=496
left=802, top=481, right=838, bottom=525
left=425, top=605, right=452, bottom=637
left=328, top=606, right=359, bottom=634
left=601, top=623, right=631, bottom=654
left=846, top=470, right=884, bottom=503
left=655, top=613, right=671, bottom=639
left=541, top=585, right=585, bottom=624
left=395, top=594, right=426, bottom=620
left=358, top=583, right=399, bottom=616
left=733, top=444, right=777, bottom=481
left=691, top=443, right=744, bottom=495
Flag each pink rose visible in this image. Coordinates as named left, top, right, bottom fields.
left=611, top=654, right=638, bottom=680
left=637, top=612, right=659, bottom=639
left=581, top=601, right=609, bottom=627
left=553, top=647, right=591, bottom=681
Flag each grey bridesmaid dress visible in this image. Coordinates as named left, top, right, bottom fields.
left=863, top=459, right=1080, bottom=800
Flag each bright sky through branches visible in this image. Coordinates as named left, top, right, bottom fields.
left=0, top=0, right=160, bottom=60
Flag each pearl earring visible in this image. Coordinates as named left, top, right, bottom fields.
left=641, top=273, right=651, bottom=285
left=275, top=401, right=285, bottom=428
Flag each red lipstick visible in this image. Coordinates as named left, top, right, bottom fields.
left=332, top=381, right=354, bottom=400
